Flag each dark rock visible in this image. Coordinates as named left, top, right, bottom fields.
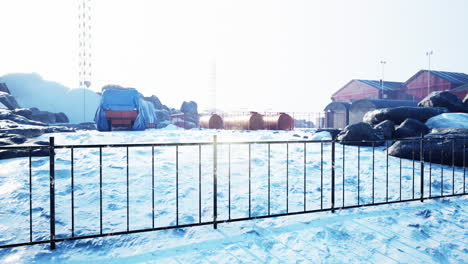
left=55, top=112, right=69, bottom=123
left=7, top=134, right=27, bottom=144
left=316, top=128, right=341, bottom=139
left=144, top=95, right=164, bottom=110
left=0, top=127, right=45, bottom=138
left=0, top=148, right=50, bottom=160
left=418, top=91, right=467, bottom=113
left=12, top=108, right=33, bottom=119
left=33, top=141, right=50, bottom=146
left=394, top=118, right=429, bottom=138
left=374, top=120, right=395, bottom=140
left=0, top=91, right=20, bottom=110
left=464, top=94, right=468, bottom=108
left=0, top=109, right=46, bottom=126
left=31, top=110, right=56, bottom=123
left=363, top=106, right=447, bottom=125
left=180, top=101, right=198, bottom=114
left=336, top=122, right=384, bottom=146
left=155, top=109, right=171, bottom=122
left=389, top=129, right=468, bottom=166
left=0, top=83, right=10, bottom=94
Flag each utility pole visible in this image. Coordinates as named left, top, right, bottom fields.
left=380, top=60, right=386, bottom=99
left=426, top=51, right=434, bottom=97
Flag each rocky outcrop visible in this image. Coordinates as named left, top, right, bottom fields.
left=55, top=112, right=69, bottom=123
left=418, top=91, right=467, bottom=113
left=12, top=108, right=69, bottom=124
left=363, top=106, right=447, bottom=125
left=336, top=122, right=384, bottom=146
left=0, top=91, right=20, bottom=110
left=0, top=109, right=46, bottom=126
left=394, top=118, right=429, bottom=138
left=316, top=128, right=341, bottom=140
left=179, top=101, right=199, bottom=128
left=374, top=120, right=395, bottom=140
left=388, top=129, right=468, bottom=166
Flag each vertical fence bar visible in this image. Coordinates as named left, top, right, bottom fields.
left=99, top=147, right=103, bottom=234
left=249, top=144, right=252, bottom=218
left=399, top=150, right=402, bottom=201
left=29, top=148, right=32, bottom=242
left=452, top=139, right=455, bottom=195
left=228, top=144, right=231, bottom=220
left=320, top=142, right=323, bottom=210
left=303, top=143, right=307, bottom=211
left=152, top=146, right=155, bottom=229
left=386, top=141, right=389, bottom=202
left=372, top=142, right=375, bottom=204
left=126, top=146, right=129, bottom=232
left=342, top=144, right=345, bottom=207
left=464, top=138, right=466, bottom=194
left=429, top=139, right=432, bottom=197
left=268, top=143, right=271, bottom=216
left=440, top=139, right=444, bottom=196
left=49, top=137, right=56, bottom=249
left=213, top=135, right=218, bottom=229
left=286, top=143, right=289, bottom=213
left=331, top=140, right=335, bottom=213
left=412, top=140, right=415, bottom=200
left=71, top=147, right=74, bottom=237
left=199, top=145, right=202, bottom=223
left=420, top=135, right=424, bottom=202
left=357, top=146, right=360, bottom=206
left=176, top=146, right=179, bottom=226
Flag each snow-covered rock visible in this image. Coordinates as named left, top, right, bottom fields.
left=310, top=131, right=332, bottom=140
left=426, top=113, right=468, bottom=129
left=0, top=91, right=20, bottom=110
left=0, top=73, right=100, bottom=123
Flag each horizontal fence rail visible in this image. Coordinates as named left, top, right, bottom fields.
left=0, top=136, right=466, bottom=250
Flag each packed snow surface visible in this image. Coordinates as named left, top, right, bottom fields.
left=0, top=128, right=466, bottom=263
left=426, top=112, right=468, bottom=129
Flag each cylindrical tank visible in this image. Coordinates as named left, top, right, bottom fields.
left=200, top=114, right=224, bottom=129
left=224, top=112, right=264, bottom=130
left=263, top=113, right=293, bottom=130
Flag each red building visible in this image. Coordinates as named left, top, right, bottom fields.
left=331, top=79, right=404, bottom=102
left=402, top=70, right=468, bottom=100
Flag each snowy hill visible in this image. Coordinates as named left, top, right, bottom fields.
left=0, top=73, right=100, bottom=123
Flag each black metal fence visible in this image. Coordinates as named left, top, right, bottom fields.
left=0, top=136, right=466, bottom=250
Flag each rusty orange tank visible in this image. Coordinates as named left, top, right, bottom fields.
left=224, top=112, right=264, bottom=130
left=200, top=114, right=224, bottom=129
left=263, top=113, right=293, bottom=130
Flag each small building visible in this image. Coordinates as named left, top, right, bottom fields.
left=349, top=99, right=417, bottom=125
left=323, top=101, right=350, bottom=128
left=402, top=70, right=468, bottom=100
left=331, top=79, right=404, bottom=102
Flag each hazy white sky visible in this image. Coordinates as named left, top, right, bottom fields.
left=1, top=0, right=467, bottom=112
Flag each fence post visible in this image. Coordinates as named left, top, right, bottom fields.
left=49, top=137, right=56, bottom=249
left=331, top=140, right=336, bottom=213
left=420, top=134, right=424, bottom=202
left=213, top=135, right=218, bottom=229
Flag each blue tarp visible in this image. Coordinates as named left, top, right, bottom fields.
left=94, top=85, right=157, bottom=131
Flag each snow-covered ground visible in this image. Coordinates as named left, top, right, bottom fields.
left=0, top=128, right=466, bottom=263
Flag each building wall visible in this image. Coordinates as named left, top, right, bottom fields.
left=404, top=72, right=454, bottom=100
left=332, top=80, right=380, bottom=102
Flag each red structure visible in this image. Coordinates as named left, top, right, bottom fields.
left=331, top=80, right=403, bottom=102
left=331, top=70, right=468, bottom=103
left=105, top=110, right=138, bottom=128
left=402, top=70, right=468, bottom=100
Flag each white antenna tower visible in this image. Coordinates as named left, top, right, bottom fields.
left=78, top=0, right=92, bottom=123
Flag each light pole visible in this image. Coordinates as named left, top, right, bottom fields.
left=426, top=51, right=434, bottom=96
left=380, top=60, right=386, bottom=99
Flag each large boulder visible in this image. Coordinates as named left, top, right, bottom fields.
left=55, top=112, right=69, bottom=123
left=418, top=91, right=467, bottom=113
left=180, top=101, right=198, bottom=114
left=394, top=118, right=429, bottom=138
left=29, top=108, right=56, bottom=124
left=388, top=129, right=468, bottom=166
left=0, top=109, right=46, bottom=126
left=336, top=122, right=383, bottom=146
left=426, top=113, right=468, bottom=129
left=143, top=95, right=164, bottom=110
left=374, top=120, right=395, bottom=140
left=0, top=91, right=20, bottom=110
left=363, top=106, right=447, bottom=125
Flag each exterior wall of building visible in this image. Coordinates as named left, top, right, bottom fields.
left=404, top=72, right=454, bottom=100
left=332, top=80, right=380, bottom=102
